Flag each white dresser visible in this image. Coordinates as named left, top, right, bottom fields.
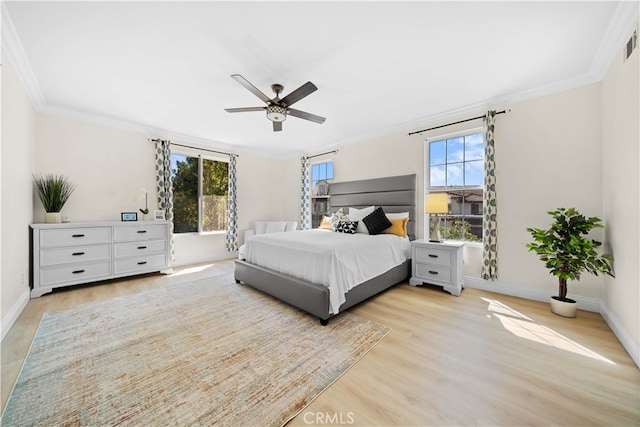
left=30, top=221, right=171, bottom=298
left=409, top=240, right=465, bottom=296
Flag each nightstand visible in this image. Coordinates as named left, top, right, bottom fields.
left=409, top=240, right=465, bottom=296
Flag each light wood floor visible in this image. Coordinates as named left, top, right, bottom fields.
left=2, top=260, right=639, bottom=426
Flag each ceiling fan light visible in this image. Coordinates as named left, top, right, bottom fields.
left=266, top=105, right=287, bottom=122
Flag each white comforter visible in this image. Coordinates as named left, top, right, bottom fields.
left=244, top=229, right=412, bottom=314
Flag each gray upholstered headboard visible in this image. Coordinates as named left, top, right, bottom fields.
left=329, top=174, right=417, bottom=240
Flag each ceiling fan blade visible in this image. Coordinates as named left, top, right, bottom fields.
left=279, top=81, right=318, bottom=107
left=273, top=121, right=282, bottom=132
left=230, top=74, right=271, bottom=104
left=225, top=107, right=266, bottom=113
left=287, top=108, right=326, bottom=124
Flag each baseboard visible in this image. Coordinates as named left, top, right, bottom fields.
left=600, top=301, right=640, bottom=369
left=1, top=288, right=30, bottom=342
left=171, top=251, right=239, bottom=268
left=463, top=277, right=601, bottom=313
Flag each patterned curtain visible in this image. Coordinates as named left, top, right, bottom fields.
left=154, top=139, right=175, bottom=260
left=300, top=156, right=311, bottom=230
left=481, top=110, right=498, bottom=280
left=226, top=154, right=238, bottom=252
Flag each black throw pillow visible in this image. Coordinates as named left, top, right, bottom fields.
left=362, top=207, right=392, bottom=235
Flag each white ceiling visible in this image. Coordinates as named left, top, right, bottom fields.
left=3, top=1, right=637, bottom=157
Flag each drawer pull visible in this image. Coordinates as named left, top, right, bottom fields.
left=72, top=252, right=85, bottom=256
left=137, top=230, right=147, bottom=234
left=72, top=234, right=85, bottom=238
left=428, top=270, right=439, bottom=275
left=137, top=246, right=147, bottom=250
left=72, top=269, right=85, bottom=274
left=428, top=254, right=438, bottom=258
left=137, top=261, right=148, bottom=265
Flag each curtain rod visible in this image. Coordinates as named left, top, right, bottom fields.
left=148, top=138, right=238, bottom=157
left=407, top=109, right=509, bottom=136
left=305, top=149, right=338, bottom=160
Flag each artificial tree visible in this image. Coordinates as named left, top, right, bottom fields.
left=526, top=207, right=614, bottom=303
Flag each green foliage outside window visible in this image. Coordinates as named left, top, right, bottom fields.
left=439, top=218, right=482, bottom=242
left=172, top=155, right=228, bottom=233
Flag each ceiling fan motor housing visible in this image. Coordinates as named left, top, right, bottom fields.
left=266, top=105, right=287, bottom=122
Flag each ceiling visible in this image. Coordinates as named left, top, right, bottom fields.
left=2, top=1, right=636, bottom=157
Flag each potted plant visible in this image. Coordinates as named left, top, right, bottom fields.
left=33, top=173, right=76, bottom=223
left=526, top=207, right=614, bottom=318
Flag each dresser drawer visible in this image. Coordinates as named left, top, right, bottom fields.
left=414, top=246, right=452, bottom=267
left=40, top=261, right=111, bottom=286
left=40, top=227, right=111, bottom=247
left=415, top=264, right=452, bottom=283
left=114, top=254, right=168, bottom=275
left=114, top=240, right=166, bottom=257
left=40, top=244, right=111, bottom=266
left=113, top=224, right=167, bottom=241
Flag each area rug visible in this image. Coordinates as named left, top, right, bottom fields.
left=1, top=276, right=390, bottom=426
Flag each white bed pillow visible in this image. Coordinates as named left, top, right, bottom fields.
left=254, top=222, right=268, bottom=234
left=329, top=208, right=350, bottom=228
left=348, top=206, right=375, bottom=233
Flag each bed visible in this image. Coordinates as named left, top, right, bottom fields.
left=234, top=174, right=416, bottom=325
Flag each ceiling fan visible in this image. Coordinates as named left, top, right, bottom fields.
left=225, top=74, right=326, bottom=132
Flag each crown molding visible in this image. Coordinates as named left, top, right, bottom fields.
left=589, top=1, right=640, bottom=80
left=40, top=104, right=284, bottom=159
left=3, top=1, right=636, bottom=160
left=1, top=2, right=46, bottom=110
left=344, top=2, right=640, bottom=145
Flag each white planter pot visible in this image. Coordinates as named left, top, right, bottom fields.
left=44, top=212, right=62, bottom=224
left=550, top=296, right=577, bottom=318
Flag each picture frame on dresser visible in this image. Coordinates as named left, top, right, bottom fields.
left=121, top=212, right=137, bottom=221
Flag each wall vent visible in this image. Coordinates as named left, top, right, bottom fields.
left=624, top=29, right=637, bottom=62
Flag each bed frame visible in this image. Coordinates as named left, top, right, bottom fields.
left=234, top=174, right=416, bottom=325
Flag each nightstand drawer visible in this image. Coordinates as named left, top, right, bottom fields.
left=415, top=264, right=452, bottom=282
left=40, top=244, right=111, bottom=266
left=414, top=246, right=452, bottom=266
left=40, top=227, right=111, bottom=247
left=410, top=239, right=464, bottom=296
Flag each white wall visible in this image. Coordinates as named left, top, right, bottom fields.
left=34, top=113, right=299, bottom=267
left=35, top=114, right=157, bottom=223
left=601, top=23, right=639, bottom=366
left=493, top=84, right=605, bottom=301
left=330, top=82, right=606, bottom=309
left=1, top=58, right=36, bottom=339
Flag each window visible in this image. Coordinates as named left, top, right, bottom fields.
left=311, top=161, right=334, bottom=228
left=170, top=153, right=228, bottom=233
left=427, top=131, right=483, bottom=242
